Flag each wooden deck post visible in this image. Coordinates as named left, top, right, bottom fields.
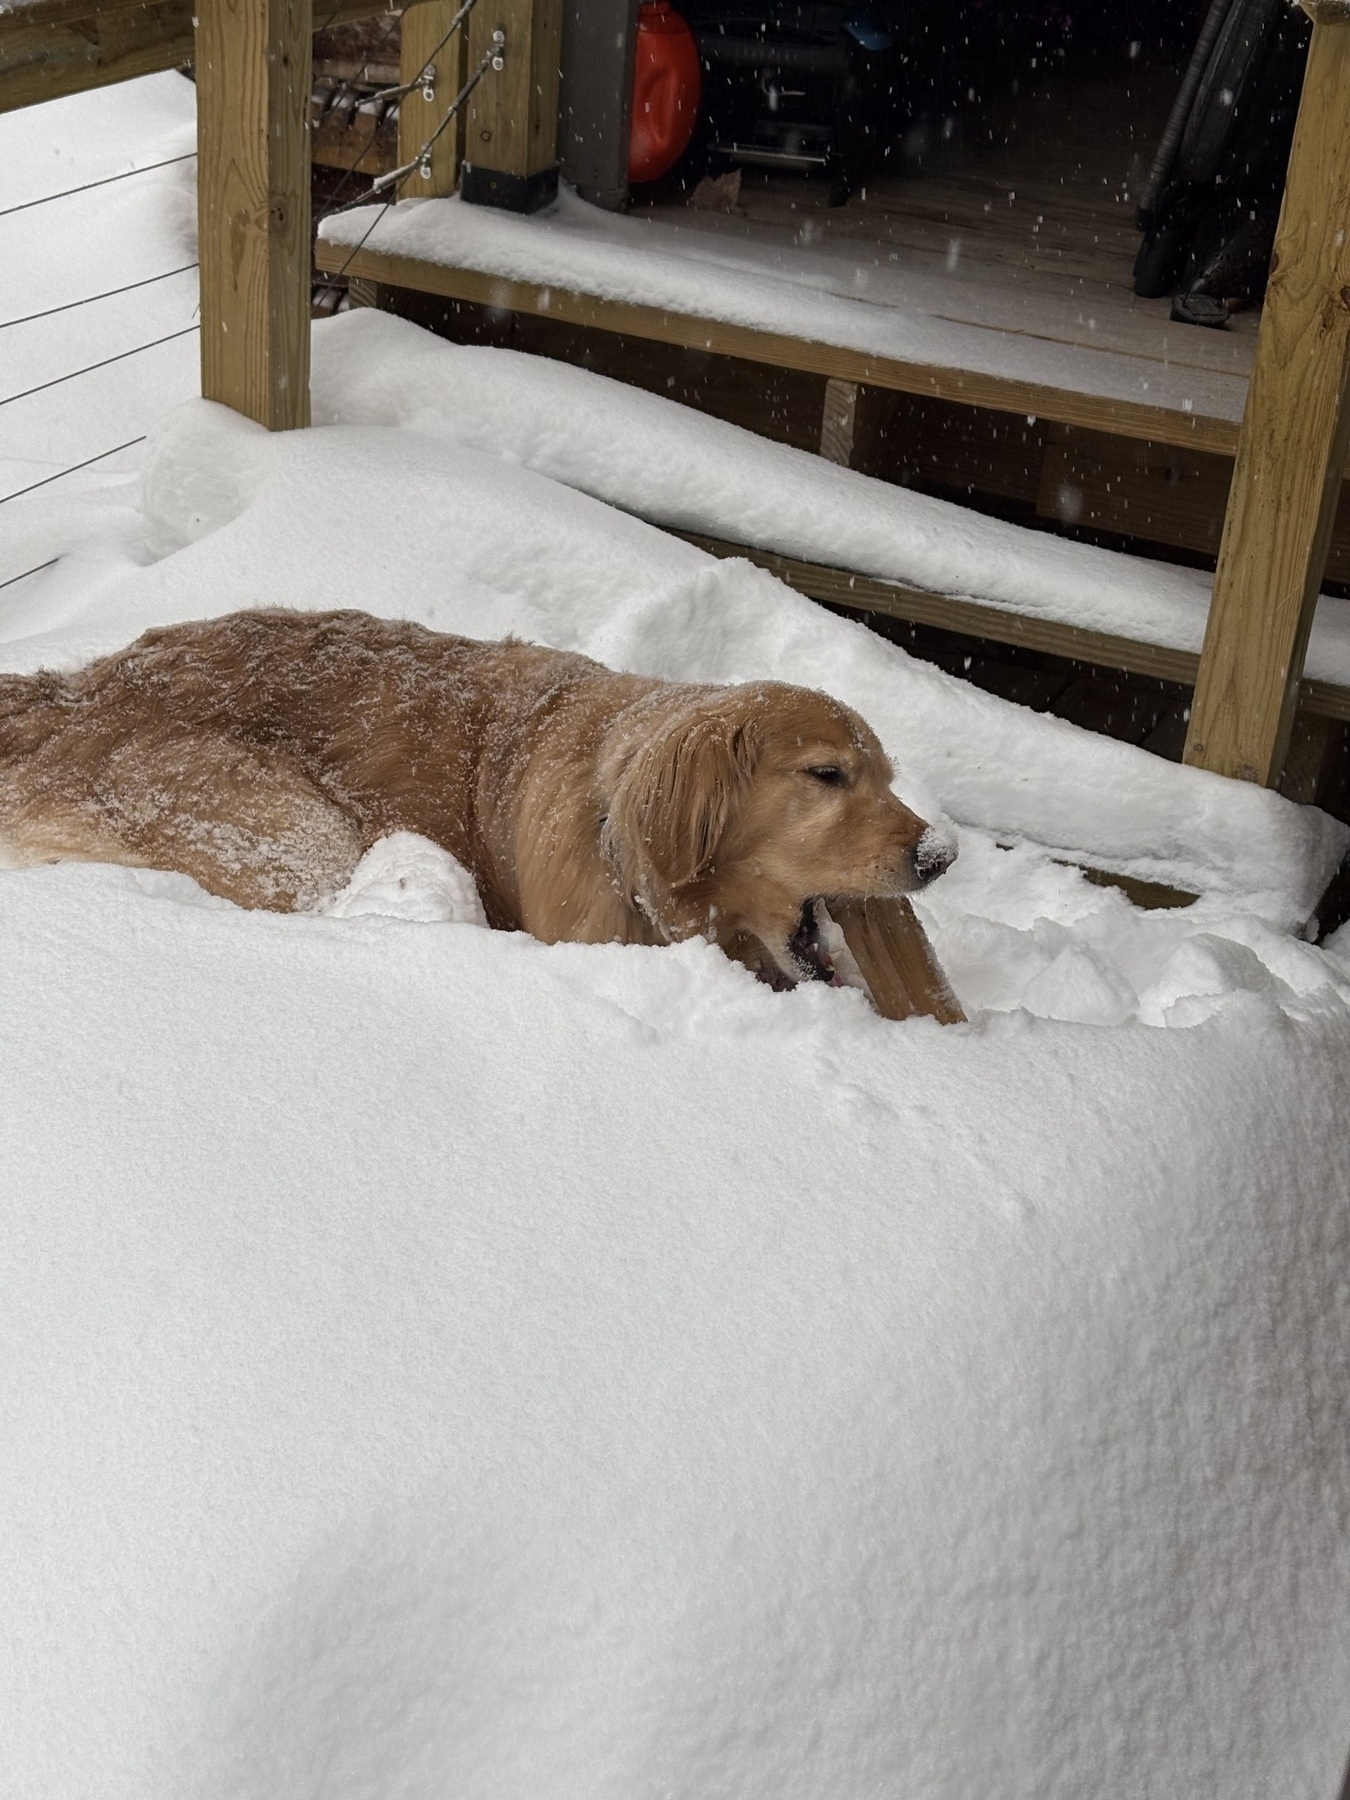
left=460, top=0, right=561, bottom=213
left=195, top=0, right=312, bottom=430
left=398, top=0, right=466, bottom=196
left=1184, top=0, right=1350, bottom=786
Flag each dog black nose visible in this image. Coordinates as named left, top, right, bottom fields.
left=913, top=829, right=956, bottom=885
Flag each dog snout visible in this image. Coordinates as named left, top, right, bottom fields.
left=912, top=826, right=957, bottom=886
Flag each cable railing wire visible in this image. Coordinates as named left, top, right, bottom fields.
left=1, top=9, right=481, bottom=526
left=0, top=152, right=197, bottom=222
left=0, top=556, right=61, bottom=592
left=311, top=0, right=483, bottom=231
left=313, top=0, right=497, bottom=306
left=310, top=80, right=405, bottom=222
left=317, top=37, right=503, bottom=300
left=0, top=264, right=199, bottom=333
left=0, top=436, right=148, bottom=508
left=1, top=326, right=199, bottom=412
left=310, top=106, right=402, bottom=222
left=0, top=144, right=195, bottom=562
left=359, top=0, right=481, bottom=109
left=329, top=44, right=499, bottom=216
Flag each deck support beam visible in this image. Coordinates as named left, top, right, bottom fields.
left=1184, top=1, right=1350, bottom=786
left=819, top=378, right=861, bottom=466
left=196, top=0, right=312, bottom=430
left=461, top=0, right=560, bottom=213
left=398, top=0, right=466, bottom=197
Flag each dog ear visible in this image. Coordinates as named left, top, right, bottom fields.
left=603, top=697, right=758, bottom=907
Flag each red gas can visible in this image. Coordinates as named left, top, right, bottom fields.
left=628, top=2, right=701, bottom=185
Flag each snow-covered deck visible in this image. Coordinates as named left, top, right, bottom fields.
left=316, top=187, right=1255, bottom=455
left=315, top=191, right=1350, bottom=766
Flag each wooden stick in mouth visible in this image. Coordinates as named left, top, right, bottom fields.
left=831, top=895, right=966, bottom=1024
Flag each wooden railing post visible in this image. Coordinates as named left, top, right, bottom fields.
left=196, top=0, right=313, bottom=430
left=398, top=0, right=467, bottom=196
left=1184, top=0, right=1350, bottom=786
left=460, top=0, right=560, bottom=213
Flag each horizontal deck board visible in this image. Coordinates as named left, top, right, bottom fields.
left=671, top=530, right=1350, bottom=724
left=312, top=239, right=1247, bottom=456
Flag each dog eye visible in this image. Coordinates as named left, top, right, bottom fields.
left=805, top=765, right=846, bottom=786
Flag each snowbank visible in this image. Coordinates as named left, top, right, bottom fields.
left=3, top=858, right=1350, bottom=1800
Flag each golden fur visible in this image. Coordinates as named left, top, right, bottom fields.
left=0, top=609, right=953, bottom=984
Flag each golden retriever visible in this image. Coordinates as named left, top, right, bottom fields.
left=0, top=609, right=954, bottom=988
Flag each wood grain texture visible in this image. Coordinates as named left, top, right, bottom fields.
left=1037, top=430, right=1235, bottom=554
left=463, top=0, right=559, bottom=180
left=1184, top=14, right=1350, bottom=785
left=309, top=240, right=1246, bottom=454
left=196, top=0, right=312, bottom=429
left=818, top=377, right=858, bottom=466
left=398, top=0, right=465, bottom=196
left=311, top=96, right=395, bottom=173
left=0, top=0, right=191, bottom=110
left=0, top=0, right=387, bottom=112
left=832, top=897, right=966, bottom=1024
left=840, top=392, right=1350, bottom=571
left=1276, top=712, right=1337, bottom=804
left=666, top=530, right=1350, bottom=723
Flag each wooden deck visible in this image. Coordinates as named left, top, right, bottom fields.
left=314, top=43, right=1350, bottom=598
left=635, top=57, right=1263, bottom=391
left=313, top=190, right=1350, bottom=585
left=6, top=0, right=1345, bottom=897
left=317, top=51, right=1271, bottom=445
left=313, top=50, right=1348, bottom=557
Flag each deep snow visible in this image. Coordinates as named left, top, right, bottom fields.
left=3, top=71, right=1350, bottom=1800
left=4, top=859, right=1350, bottom=1800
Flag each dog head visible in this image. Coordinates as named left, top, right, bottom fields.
left=600, top=681, right=954, bottom=983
